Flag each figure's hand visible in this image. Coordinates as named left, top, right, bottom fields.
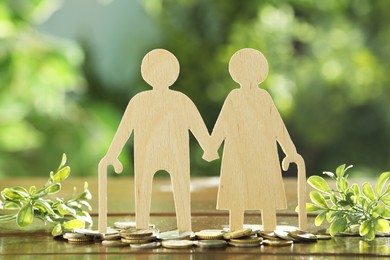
left=202, top=151, right=219, bottom=162
left=99, top=156, right=123, bottom=174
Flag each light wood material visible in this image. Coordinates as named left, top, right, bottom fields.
left=98, top=49, right=210, bottom=233
left=207, top=48, right=307, bottom=231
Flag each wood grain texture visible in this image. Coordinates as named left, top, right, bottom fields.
left=98, top=49, right=210, bottom=233
left=208, top=48, right=307, bottom=231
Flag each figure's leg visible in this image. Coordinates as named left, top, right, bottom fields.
left=170, top=167, right=191, bottom=232
left=229, top=209, right=244, bottom=231
left=261, top=208, right=277, bottom=231
left=134, top=165, right=154, bottom=230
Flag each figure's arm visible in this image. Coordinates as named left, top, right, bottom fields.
left=207, top=108, right=227, bottom=161
left=185, top=100, right=217, bottom=162
left=270, top=99, right=300, bottom=171
left=99, top=100, right=135, bottom=173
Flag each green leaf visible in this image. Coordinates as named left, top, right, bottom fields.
left=323, top=171, right=335, bottom=179
left=76, top=211, right=93, bottom=226
left=29, top=186, right=36, bottom=194
left=329, top=218, right=347, bottom=236
left=57, top=153, right=67, bottom=171
left=359, top=220, right=371, bottom=236
left=78, top=200, right=92, bottom=211
left=351, top=184, right=360, bottom=198
left=17, top=202, right=34, bottom=227
left=52, top=224, right=62, bottom=236
left=376, top=172, right=390, bottom=196
left=374, top=219, right=390, bottom=233
left=335, top=164, right=346, bottom=178
left=53, top=166, right=70, bottom=182
left=315, top=211, right=327, bottom=226
left=75, top=190, right=92, bottom=201
left=308, top=176, right=331, bottom=193
left=364, top=227, right=376, bottom=241
left=44, top=183, right=61, bottom=195
left=310, top=191, right=328, bottom=208
left=337, top=178, right=348, bottom=192
left=33, top=199, right=55, bottom=215
left=4, top=201, right=22, bottom=210
left=381, top=195, right=390, bottom=206
left=57, top=203, right=76, bottom=216
left=362, top=182, right=376, bottom=201
left=329, top=193, right=338, bottom=205
left=1, top=187, right=29, bottom=200
left=337, top=200, right=350, bottom=207
left=63, top=219, right=84, bottom=230
left=0, top=214, right=17, bottom=223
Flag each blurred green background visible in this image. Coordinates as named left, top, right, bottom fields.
left=1, top=0, right=390, bottom=178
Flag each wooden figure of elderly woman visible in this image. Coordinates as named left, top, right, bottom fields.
left=206, top=48, right=306, bottom=232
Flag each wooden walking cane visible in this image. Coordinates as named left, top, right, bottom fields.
left=98, top=162, right=107, bottom=233
left=296, top=155, right=307, bottom=230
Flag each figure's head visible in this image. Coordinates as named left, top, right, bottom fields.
left=141, top=49, right=179, bottom=89
left=229, top=48, right=269, bottom=87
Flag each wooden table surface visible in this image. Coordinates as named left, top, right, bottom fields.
left=1, top=177, right=389, bottom=259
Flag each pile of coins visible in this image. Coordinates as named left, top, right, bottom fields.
left=60, top=222, right=330, bottom=249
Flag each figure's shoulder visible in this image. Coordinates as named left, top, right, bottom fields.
left=224, top=88, right=240, bottom=100
left=257, top=88, right=273, bottom=101
left=170, top=90, right=195, bottom=103
left=129, top=90, right=152, bottom=102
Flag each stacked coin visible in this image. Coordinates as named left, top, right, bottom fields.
left=258, top=230, right=320, bottom=246
left=223, top=228, right=253, bottom=240
left=195, top=230, right=225, bottom=240
left=194, top=240, right=227, bottom=249
left=288, top=230, right=318, bottom=243
left=63, top=233, right=94, bottom=244
left=113, top=221, right=155, bottom=230
left=229, top=236, right=263, bottom=247
left=101, top=232, right=128, bottom=247
left=162, top=239, right=194, bottom=249
left=158, top=230, right=195, bottom=240
left=120, top=229, right=157, bottom=244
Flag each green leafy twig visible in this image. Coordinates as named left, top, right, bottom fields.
left=306, top=164, right=390, bottom=240
left=0, top=154, right=92, bottom=236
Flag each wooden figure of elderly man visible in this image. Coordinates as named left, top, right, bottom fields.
left=98, top=49, right=211, bottom=233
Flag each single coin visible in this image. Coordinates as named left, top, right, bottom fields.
left=259, top=231, right=279, bottom=240
left=230, top=237, right=263, bottom=244
left=228, top=242, right=261, bottom=248
left=223, top=228, right=252, bottom=239
left=120, top=229, right=153, bottom=238
left=162, top=240, right=193, bottom=249
left=274, top=230, right=298, bottom=241
left=275, top=225, right=299, bottom=232
left=63, top=233, right=93, bottom=241
left=102, top=233, right=122, bottom=241
left=196, top=240, right=227, bottom=248
left=288, top=231, right=317, bottom=242
left=195, top=231, right=224, bottom=240
left=315, top=234, right=332, bottom=240
left=158, top=230, right=194, bottom=240
left=67, top=237, right=94, bottom=243
left=102, top=240, right=129, bottom=247
left=73, top=228, right=118, bottom=237
left=242, top=225, right=262, bottom=234
left=130, top=241, right=162, bottom=249
left=263, top=239, right=293, bottom=247
left=114, top=221, right=156, bottom=230
left=121, top=236, right=156, bottom=244
left=200, top=229, right=226, bottom=233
